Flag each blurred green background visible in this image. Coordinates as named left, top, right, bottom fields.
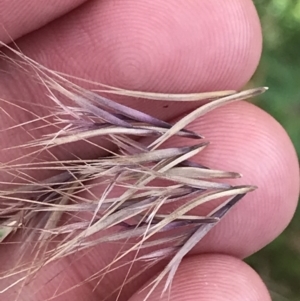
left=246, top=1, right=300, bottom=300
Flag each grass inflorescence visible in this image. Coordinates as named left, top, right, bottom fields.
left=0, top=43, right=267, bottom=300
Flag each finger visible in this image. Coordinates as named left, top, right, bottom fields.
left=15, top=0, right=262, bottom=94
left=1, top=0, right=262, bottom=121
left=0, top=101, right=298, bottom=301
left=129, top=254, right=271, bottom=301
left=0, top=0, right=87, bottom=43
left=152, top=101, right=299, bottom=258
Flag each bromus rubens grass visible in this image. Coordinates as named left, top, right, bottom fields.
left=0, top=43, right=267, bottom=301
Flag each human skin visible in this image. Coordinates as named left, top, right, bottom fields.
left=0, top=1, right=299, bottom=300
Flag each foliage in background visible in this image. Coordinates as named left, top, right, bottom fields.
left=247, top=1, right=300, bottom=300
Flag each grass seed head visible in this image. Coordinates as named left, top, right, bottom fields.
left=0, top=42, right=266, bottom=300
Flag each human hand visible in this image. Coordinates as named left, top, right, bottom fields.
left=0, top=1, right=299, bottom=301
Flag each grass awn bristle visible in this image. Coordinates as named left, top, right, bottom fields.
left=0, top=42, right=267, bottom=300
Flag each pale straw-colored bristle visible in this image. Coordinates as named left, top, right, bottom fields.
left=0, top=42, right=267, bottom=300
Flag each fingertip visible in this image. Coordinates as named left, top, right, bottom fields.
left=159, top=101, right=299, bottom=258
left=129, top=254, right=271, bottom=301
left=196, top=101, right=299, bottom=256
left=2, top=0, right=263, bottom=127
left=16, top=0, right=262, bottom=93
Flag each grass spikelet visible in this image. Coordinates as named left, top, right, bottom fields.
left=0, top=42, right=267, bottom=300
